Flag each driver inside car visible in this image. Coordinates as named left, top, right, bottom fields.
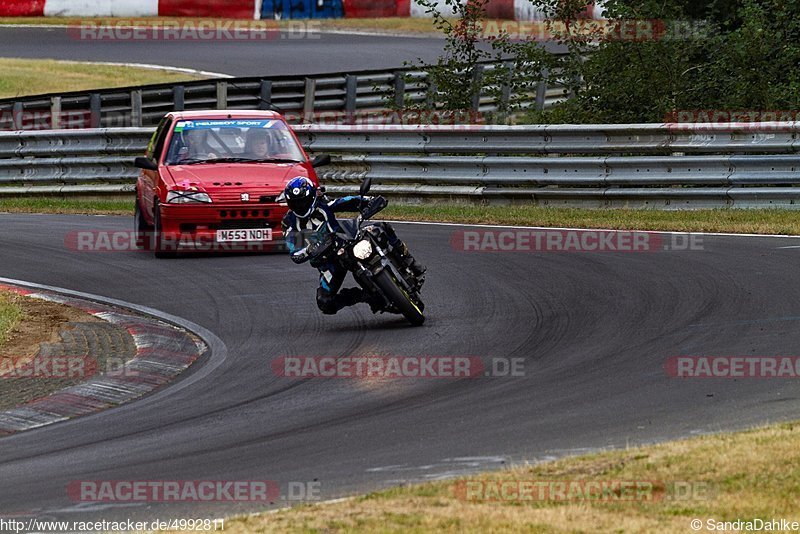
left=281, top=177, right=425, bottom=315
left=243, top=129, right=273, bottom=159
left=181, top=128, right=218, bottom=161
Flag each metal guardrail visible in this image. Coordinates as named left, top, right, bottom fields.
left=1, top=123, right=800, bottom=208
left=0, top=62, right=569, bottom=130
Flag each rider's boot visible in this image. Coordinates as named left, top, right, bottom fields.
left=394, top=240, right=427, bottom=278
left=366, top=294, right=385, bottom=314
left=342, top=287, right=385, bottom=314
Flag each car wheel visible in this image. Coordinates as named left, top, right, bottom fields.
left=153, top=201, right=177, bottom=259
left=134, top=194, right=153, bottom=250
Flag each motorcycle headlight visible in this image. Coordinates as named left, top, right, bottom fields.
left=352, top=239, right=373, bottom=260
left=167, top=191, right=212, bottom=204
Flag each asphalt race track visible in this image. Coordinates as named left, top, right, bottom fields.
left=2, top=214, right=800, bottom=522
left=0, top=26, right=448, bottom=77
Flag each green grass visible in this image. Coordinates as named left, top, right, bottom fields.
left=0, top=291, right=22, bottom=348
left=0, top=58, right=206, bottom=99
left=3, top=197, right=800, bottom=236
left=381, top=204, right=800, bottom=235
left=223, top=421, right=800, bottom=533
left=0, top=197, right=131, bottom=215
left=0, top=16, right=444, bottom=35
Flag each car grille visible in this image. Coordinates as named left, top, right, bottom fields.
left=180, top=220, right=277, bottom=232
left=210, top=189, right=281, bottom=204
left=219, top=209, right=271, bottom=219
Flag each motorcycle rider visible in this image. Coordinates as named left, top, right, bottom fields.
left=281, top=177, right=426, bottom=316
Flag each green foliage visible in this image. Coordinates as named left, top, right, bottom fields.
left=409, top=0, right=497, bottom=112
left=543, top=0, right=800, bottom=122
left=414, top=0, right=800, bottom=124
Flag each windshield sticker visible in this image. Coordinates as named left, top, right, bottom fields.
left=174, top=119, right=276, bottom=131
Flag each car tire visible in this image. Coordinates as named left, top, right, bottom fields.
left=153, top=201, right=177, bottom=259
left=134, top=193, right=153, bottom=250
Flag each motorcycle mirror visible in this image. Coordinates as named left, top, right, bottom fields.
left=360, top=177, right=372, bottom=197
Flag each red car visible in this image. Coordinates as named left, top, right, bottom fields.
left=133, top=110, right=328, bottom=258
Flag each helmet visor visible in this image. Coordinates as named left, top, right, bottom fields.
left=287, top=194, right=315, bottom=217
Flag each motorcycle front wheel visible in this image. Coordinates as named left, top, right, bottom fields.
left=374, top=269, right=425, bottom=326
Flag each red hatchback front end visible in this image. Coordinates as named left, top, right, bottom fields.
left=134, top=110, right=319, bottom=257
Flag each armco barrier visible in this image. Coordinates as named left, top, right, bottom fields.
left=1, top=123, right=799, bottom=209
left=0, top=62, right=568, bottom=131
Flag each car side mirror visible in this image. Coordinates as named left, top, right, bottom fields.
left=310, top=154, right=331, bottom=168
left=134, top=157, right=158, bottom=171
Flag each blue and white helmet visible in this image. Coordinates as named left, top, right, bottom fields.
left=284, top=177, right=317, bottom=218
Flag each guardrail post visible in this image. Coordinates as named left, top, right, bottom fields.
left=50, top=97, right=61, bottom=129
left=173, top=85, right=185, bottom=111
left=535, top=69, right=549, bottom=111
left=345, top=75, right=357, bottom=125
left=130, top=90, right=142, bottom=127
left=471, top=65, right=484, bottom=112
left=499, top=62, right=515, bottom=111
left=303, top=78, right=316, bottom=123
left=216, top=81, right=228, bottom=110
left=426, top=80, right=438, bottom=111
left=393, top=71, right=406, bottom=109
left=89, top=93, right=101, bottom=128
left=258, top=80, right=273, bottom=110
left=11, top=102, right=22, bottom=130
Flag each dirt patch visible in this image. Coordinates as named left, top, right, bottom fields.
left=0, top=292, right=135, bottom=411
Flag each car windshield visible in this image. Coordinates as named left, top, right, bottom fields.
left=164, top=118, right=306, bottom=166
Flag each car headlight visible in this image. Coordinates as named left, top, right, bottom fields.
left=167, top=191, right=212, bottom=204
left=352, top=239, right=373, bottom=260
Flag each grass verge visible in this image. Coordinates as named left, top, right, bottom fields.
left=224, top=421, right=800, bottom=533
left=0, top=58, right=206, bottom=99
left=0, top=197, right=131, bottom=215
left=0, top=17, right=444, bottom=35
left=0, top=290, right=22, bottom=348
left=4, top=198, right=800, bottom=236
left=381, top=204, right=800, bottom=235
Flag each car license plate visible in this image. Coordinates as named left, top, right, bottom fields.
left=216, top=228, right=273, bottom=242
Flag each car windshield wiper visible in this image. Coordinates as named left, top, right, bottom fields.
left=200, top=157, right=259, bottom=164
left=171, top=158, right=214, bottom=165
left=216, top=157, right=303, bottom=164
left=171, top=157, right=303, bottom=165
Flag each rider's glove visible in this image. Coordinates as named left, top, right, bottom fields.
left=371, top=195, right=388, bottom=211
left=290, top=249, right=310, bottom=264
left=363, top=195, right=388, bottom=219
left=307, top=235, right=333, bottom=267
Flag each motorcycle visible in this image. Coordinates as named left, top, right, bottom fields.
left=306, top=178, right=426, bottom=326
